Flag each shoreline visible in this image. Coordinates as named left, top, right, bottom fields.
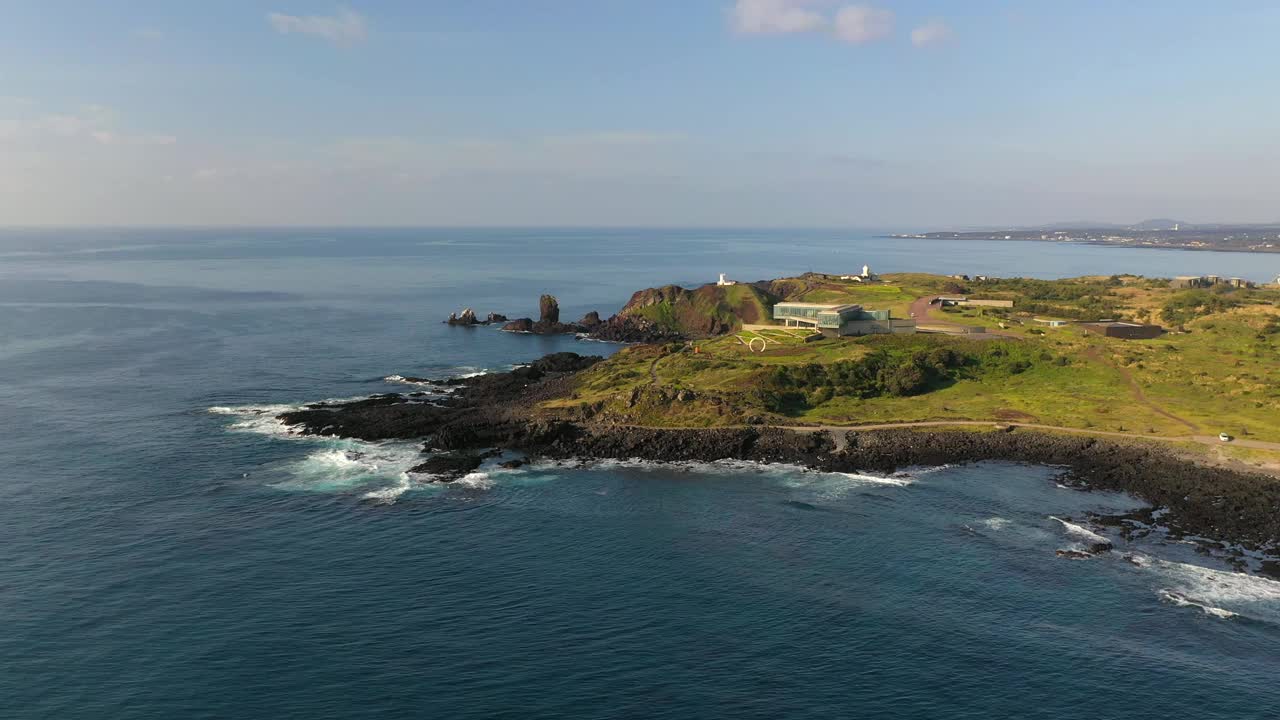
left=876, top=234, right=1280, bottom=257
left=275, top=353, right=1280, bottom=566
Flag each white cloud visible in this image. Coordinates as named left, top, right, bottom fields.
left=1, top=103, right=176, bottom=147
left=833, top=5, right=894, bottom=44
left=731, top=2, right=894, bottom=45
left=911, top=19, right=952, bottom=47
left=267, top=8, right=367, bottom=46
left=731, top=0, right=827, bottom=35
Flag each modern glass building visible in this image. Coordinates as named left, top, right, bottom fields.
left=773, top=302, right=907, bottom=337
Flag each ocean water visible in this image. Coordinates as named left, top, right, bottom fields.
left=2, top=228, right=1280, bottom=719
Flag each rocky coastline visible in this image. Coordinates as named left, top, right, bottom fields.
left=277, top=351, right=1280, bottom=563
left=445, top=292, right=690, bottom=343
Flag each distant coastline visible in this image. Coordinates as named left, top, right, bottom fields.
left=884, top=224, right=1280, bottom=255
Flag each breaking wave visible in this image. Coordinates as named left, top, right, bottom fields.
left=383, top=367, right=489, bottom=388
left=1050, top=516, right=1111, bottom=546
left=208, top=403, right=306, bottom=438
left=529, top=457, right=918, bottom=502
left=275, top=441, right=424, bottom=496
left=1138, top=555, right=1280, bottom=623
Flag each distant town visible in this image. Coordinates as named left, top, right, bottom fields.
left=892, top=220, right=1280, bottom=253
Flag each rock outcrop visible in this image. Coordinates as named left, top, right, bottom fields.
left=447, top=308, right=478, bottom=325
left=593, top=282, right=778, bottom=340
left=500, top=294, right=593, bottom=335
left=446, top=309, right=509, bottom=326
left=275, top=350, right=1280, bottom=557
left=539, top=295, right=560, bottom=324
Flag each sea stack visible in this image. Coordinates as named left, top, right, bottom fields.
left=540, top=295, right=560, bottom=325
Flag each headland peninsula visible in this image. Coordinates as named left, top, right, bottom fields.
left=279, top=269, right=1280, bottom=572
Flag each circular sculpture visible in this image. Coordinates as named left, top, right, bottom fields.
left=748, top=337, right=767, bottom=353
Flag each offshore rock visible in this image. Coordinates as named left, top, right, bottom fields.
left=409, top=452, right=483, bottom=481
left=540, top=295, right=561, bottom=324
left=447, top=309, right=508, bottom=326
left=447, top=308, right=479, bottom=325
left=502, top=318, right=535, bottom=333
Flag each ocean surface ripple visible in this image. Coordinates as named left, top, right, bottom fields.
left=3, top=228, right=1280, bottom=719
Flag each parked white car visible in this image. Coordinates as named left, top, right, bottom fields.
left=1219, top=433, right=1234, bottom=442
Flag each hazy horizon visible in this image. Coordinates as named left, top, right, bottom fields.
left=4, top=1, right=1279, bottom=227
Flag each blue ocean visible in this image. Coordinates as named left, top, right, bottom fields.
left=3, top=228, right=1280, bottom=719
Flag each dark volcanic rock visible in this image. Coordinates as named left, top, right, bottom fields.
left=278, top=353, right=603, bottom=444
left=1056, top=550, right=1095, bottom=560
left=531, top=352, right=603, bottom=373
left=275, top=352, right=1280, bottom=554
left=539, top=295, right=560, bottom=324
left=409, top=453, right=483, bottom=481
left=448, top=309, right=508, bottom=326
left=577, top=311, right=602, bottom=328
left=502, top=318, right=534, bottom=333
left=447, top=308, right=479, bottom=326
left=587, top=315, right=684, bottom=343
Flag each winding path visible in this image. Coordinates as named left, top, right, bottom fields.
left=1082, top=347, right=1200, bottom=432
left=613, top=419, right=1280, bottom=454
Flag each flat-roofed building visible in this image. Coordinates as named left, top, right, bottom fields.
left=773, top=302, right=914, bottom=337
left=1081, top=322, right=1164, bottom=340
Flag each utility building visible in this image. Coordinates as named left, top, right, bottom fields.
left=1081, top=322, right=1164, bottom=340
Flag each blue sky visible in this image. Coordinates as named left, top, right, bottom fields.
left=2, top=1, right=1279, bottom=227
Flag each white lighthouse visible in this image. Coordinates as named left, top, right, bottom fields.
left=717, top=273, right=736, bottom=286
left=861, top=264, right=872, bottom=279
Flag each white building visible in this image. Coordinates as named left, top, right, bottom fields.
left=717, top=273, right=736, bottom=286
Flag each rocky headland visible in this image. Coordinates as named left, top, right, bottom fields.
left=278, top=351, right=1280, bottom=563
left=446, top=282, right=777, bottom=343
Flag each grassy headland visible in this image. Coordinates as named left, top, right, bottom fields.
left=546, top=273, right=1280, bottom=470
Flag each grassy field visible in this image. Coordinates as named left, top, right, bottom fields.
left=549, top=274, right=1280, bottom=458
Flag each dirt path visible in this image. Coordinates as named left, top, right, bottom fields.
left=1083, top=347, right=1200, bottom=433
left=614, top=419, right=1280, bottom=455
left=909, top=295, right=1021, bottom=338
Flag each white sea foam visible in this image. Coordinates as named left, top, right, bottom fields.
left=208, top=403, right=305, bottom=437
left=536, top=456, right=917, bottom=486
left=1135, top=554, right=1280, bottom=623
left=454, top=471, right=494, bottom=490
left=982, top=517, right=1011, bottom=531
left=830, top=471, right=913, bottom=487
left=274, top=441, right=425, bottom=496
left=383, top=374, right=433, bottom=386
left=361, top=474, right=413, bottom=505
left=1049, top=516, right=1111, bottom=546
left=1157, top=590, right=1238, bottom=619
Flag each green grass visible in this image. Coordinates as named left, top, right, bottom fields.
left=549, top=274, right=1280, bottom=441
